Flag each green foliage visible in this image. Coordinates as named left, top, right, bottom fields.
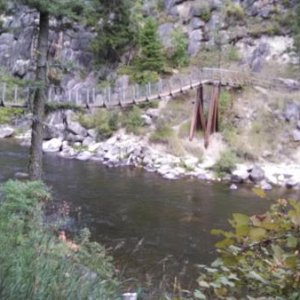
left=248, top=21, right=281, bottom=38
left=169, top=28, right=189, bottom=68
left=45, top=103, right=82, bottom=114
left=0, top=180, right=119, bottom=299
left=91, top=0, right=136, bottom=62
left=122, top=106, right=144, bottom=135
left=78, top=109, right=120, bottom=139
left=225, top=45, right=240, bottom=62
left=219, top=90, right=231, bottom=117
left=16, top=0, right=89, bottom=19
left=132, top=70, right=159, bottom=84
left=192, top=3, right=212, bottom=22
left=195, top=198, right=300, bottom=299
left=225, top=2, right=245, bottom=23
left=212, top=150, right=237, bottom=177
left=291, top=4, right=300, bottom=60
left=135, top=17, right=165, bottom=74
left=0, top=107, right=24, bottom=124
left=150, top=120, right=185, bottom=156
left=150, top=121, right=173, bottom=144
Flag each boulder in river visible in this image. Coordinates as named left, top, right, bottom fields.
left=249, top=165, right=265, bottom=183
left=42, top=138, right=63, bottom=153
left=0, top=126, right=14, bottom=138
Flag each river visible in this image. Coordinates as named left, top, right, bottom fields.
left=1, top=140, right=297, bottom=297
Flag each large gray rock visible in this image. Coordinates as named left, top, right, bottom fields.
left=260, top=180, right=272, bottom=191
left=249, top=165, right=265, bottom=183
left=249, top=43, right=270, bottom=72
left=0, top=126, right=14, bottom=138
left=188, top=29, right=202, bottom=56
left=66, top=133, right=85, bottom=143
left=12, top=59, right=30, bottom=78
left=158, top=23, right=174, bottom=49
left=292, top=129, right=300, bottom=142
left=190, top=17, right=205, bottom=30
left=231, top=169, right=249, bottom=183
left=67, top=121, right=87, bottom=137
left=283, top=102, right=300, bottom=122
left=278, top=78, right=300, bottom=91
left=42, top=138, right=62, bottom=153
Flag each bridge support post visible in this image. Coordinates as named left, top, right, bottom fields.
left=189, top=83, right=220, bottom=149
left=189, top=84, right=204, bottom=141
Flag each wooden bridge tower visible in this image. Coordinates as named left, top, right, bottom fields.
left=189, top=83, right=221, bottom=148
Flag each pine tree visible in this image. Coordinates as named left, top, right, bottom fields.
left=5, top=0, right=93, bottom=180
left=136, top=17, right=165, bottom=73
left=91, top=0, right=136, bottom=62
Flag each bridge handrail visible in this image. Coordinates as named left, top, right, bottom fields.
left=0, top=68, right=297, bottom=108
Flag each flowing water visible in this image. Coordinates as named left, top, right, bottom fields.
left=1, top=140, right=298, bottom=297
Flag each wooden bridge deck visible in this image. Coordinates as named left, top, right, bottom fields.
left=0, top=67, right=290, bottom=109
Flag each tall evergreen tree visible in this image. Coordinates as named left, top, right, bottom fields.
left=91, top=0, right=135, bottom=62
left=136, top=17, right=164, bottom=73
left=5, top=0, right=92, bottom=180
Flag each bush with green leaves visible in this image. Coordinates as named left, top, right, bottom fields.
left=170, top=28, right=189, bottom=68
left=78, top=109, right=120, bottom=139
left=122, top=106, right=144, bottom=135
left=195, top=197, right=300, bottom=299
left=0, top=107, right=24, bottom=124
left=212, top=150, right=237, bottom=177
left=225, top=2, right=245, bottom=23
left=0, top=180, right=119, bottom=300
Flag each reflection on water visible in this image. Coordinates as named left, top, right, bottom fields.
left=1, top=140, right=299, bottom=295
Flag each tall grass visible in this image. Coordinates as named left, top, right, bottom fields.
left=0, top=180, right=119, bottom=300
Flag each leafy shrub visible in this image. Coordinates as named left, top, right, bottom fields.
left=78, top=109, right=120, bottom=139
left=170, top=28, right=189, bottom=68
left=0, top=180, right=119, bottom=299
left=122, top=106, right=144, bottom=134
left=225, top=3, right=245, bottom=22
left=248, top=21, right=281, bottom=38
left=195, top=198, right=300, bottom=299
left=150, top=121, right=185, bottom=155
left=225, top=45, right=240, bottom=62
left=192, top=3, right=212, bottom=22
left=132, top=70, right=159, bottom=84
left=212, top=150, right=237, bottom=176
left=0, top=107, right=24, bottom=124
left=150, top=121, right=174, bottom=144
left=219, top=90, right=231, bottom=116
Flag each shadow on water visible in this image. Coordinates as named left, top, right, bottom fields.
left=1, top=140, right=300, bottom=297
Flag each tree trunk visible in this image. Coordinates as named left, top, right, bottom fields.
left=28, top=11, right=49, bottom=180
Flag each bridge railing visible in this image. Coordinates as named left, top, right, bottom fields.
left=0, top=68, right=295, bottom=108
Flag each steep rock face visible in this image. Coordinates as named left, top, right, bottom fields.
left=0, top=4, right=95, bottom=88
left=0, top=0, right=296, bottom=92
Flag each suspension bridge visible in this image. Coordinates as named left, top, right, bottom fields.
left=0, top=67, right=297, bottom=147
left=0, top=67, right=290, bottom=109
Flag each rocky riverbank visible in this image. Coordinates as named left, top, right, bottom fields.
left=1, top=108, right=300, bottom=191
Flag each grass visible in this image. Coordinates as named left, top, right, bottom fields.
left=122, top=106, right=145, bottom=135
left=212, top=150, right=237, bottom=177
left=0, top=180, right=119, bottom=299
left=159, top=97, right=192, bottom=127
left=150, top=121, right=185, bottom=156
left=0, top=107, right=24, bottom=124
left=77, top=109, right=120, bottom=139
left=225, top=2, right=245, bottom=23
